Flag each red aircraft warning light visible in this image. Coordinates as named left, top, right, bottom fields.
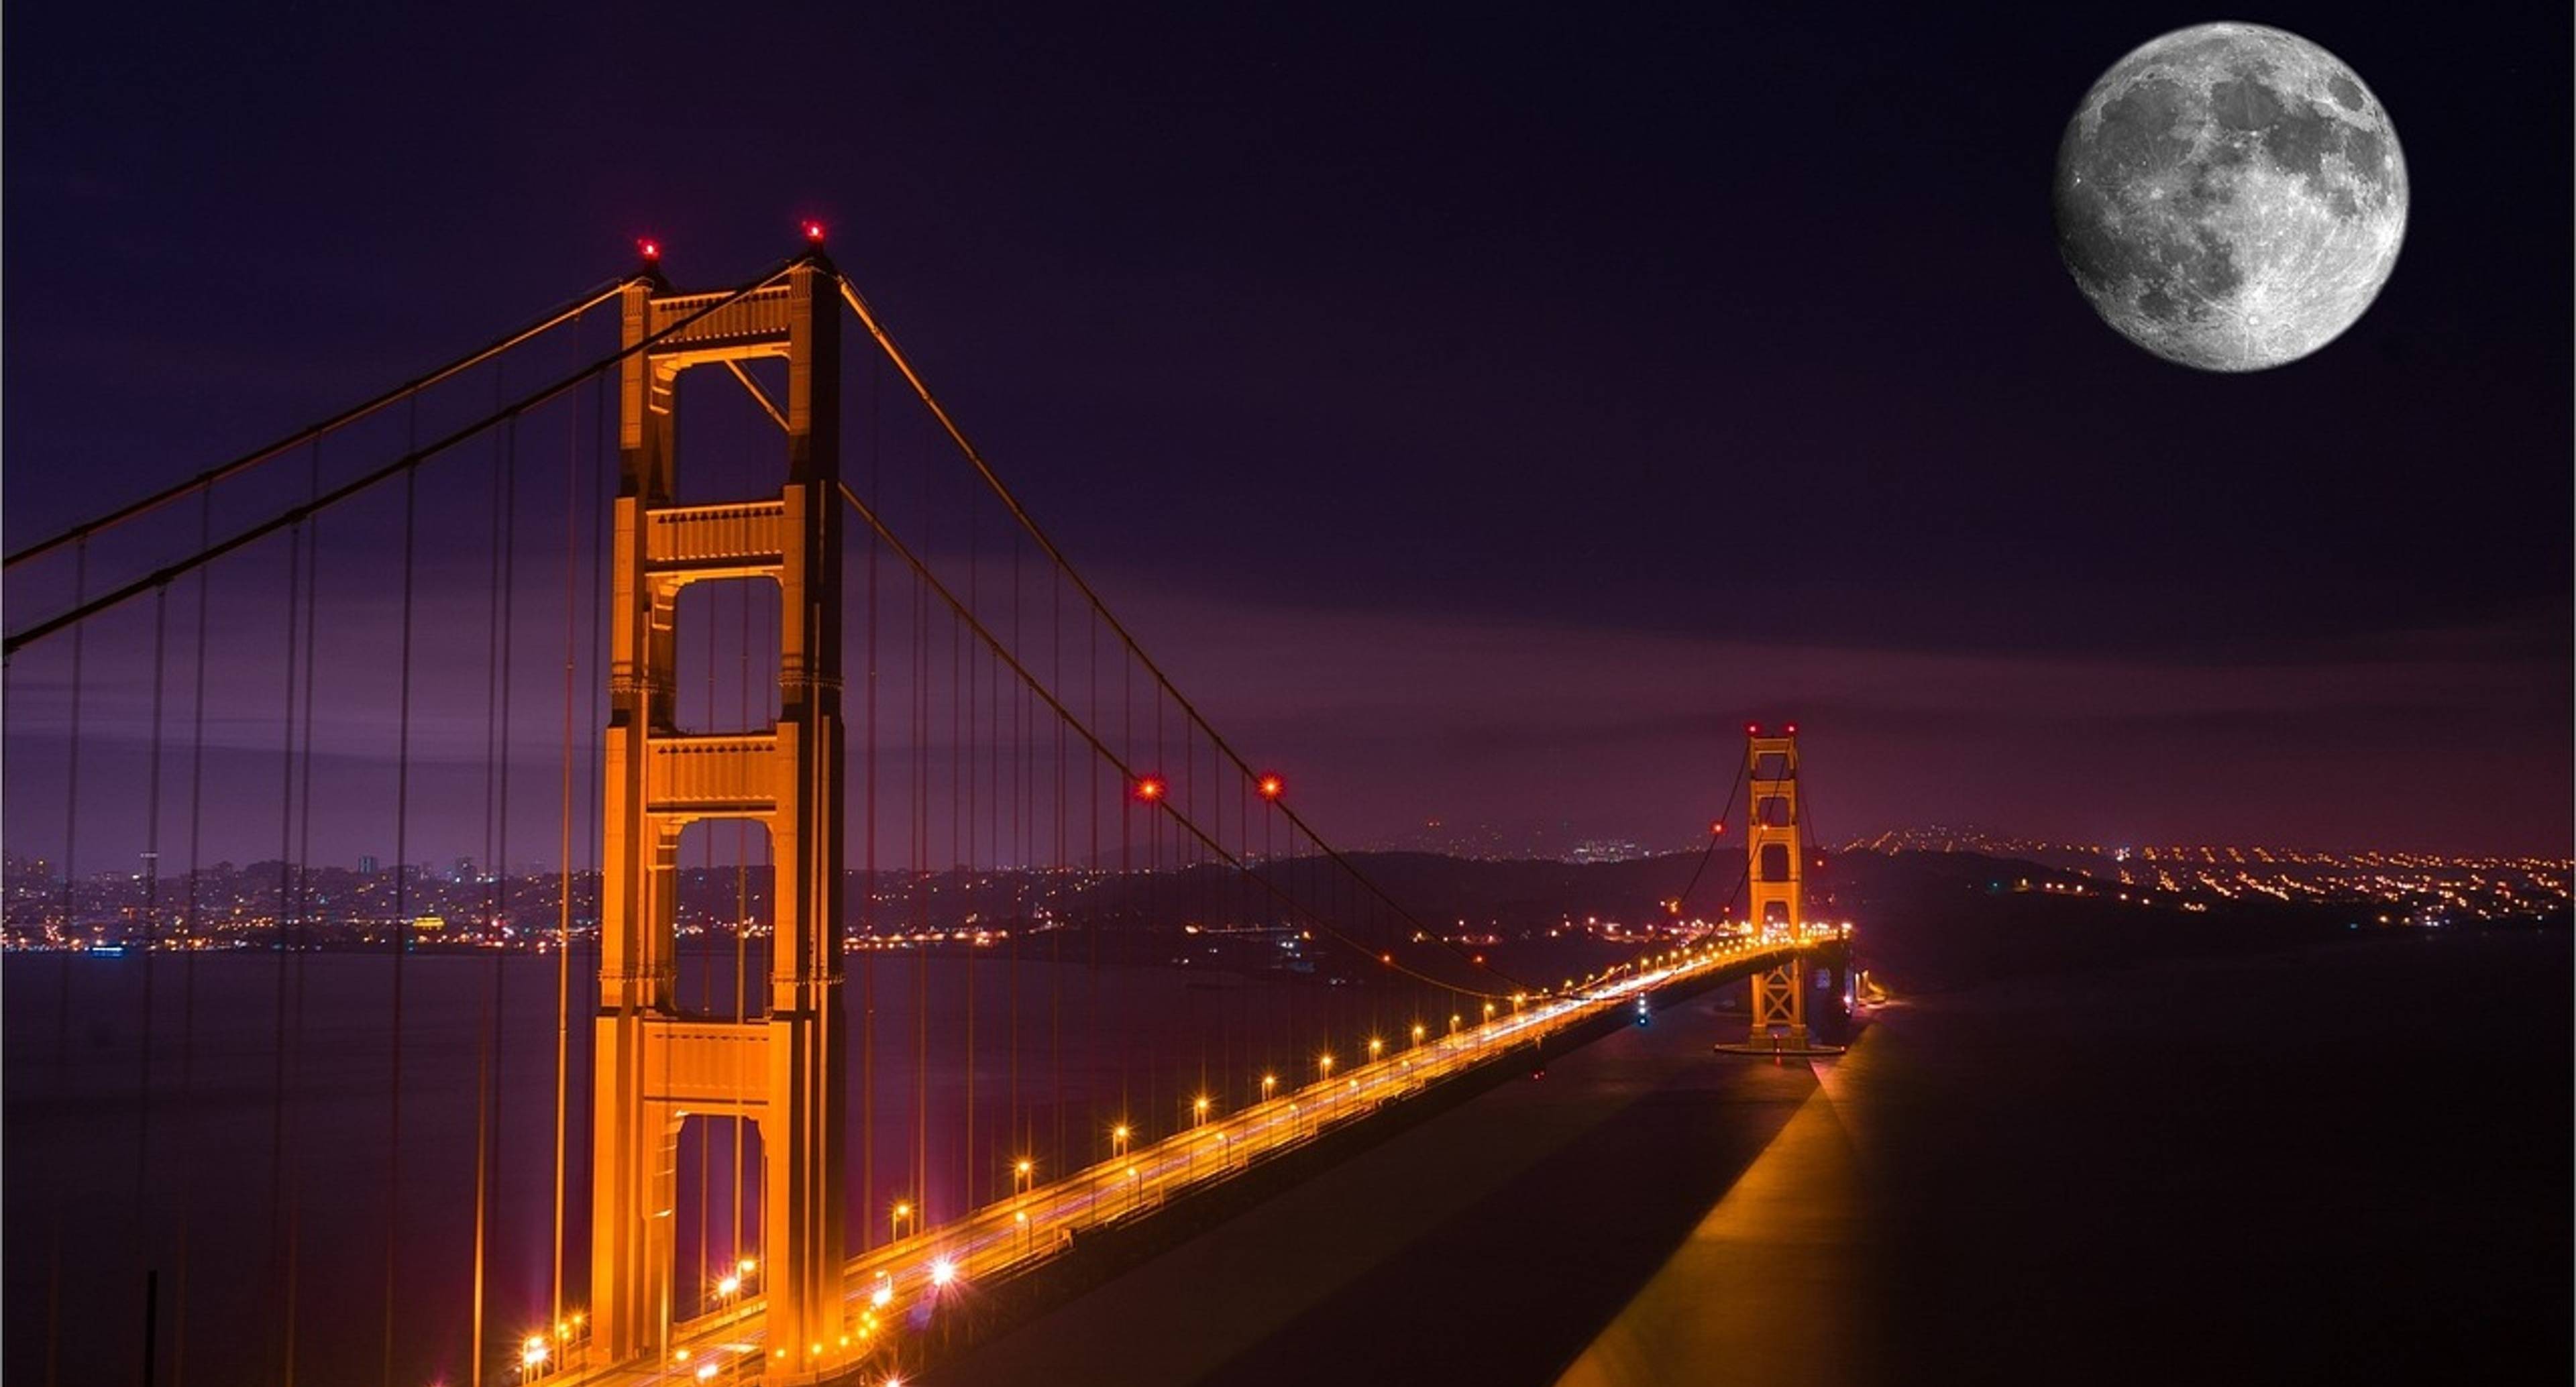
left=1710, top=820, right=1727, bottom=836
left=1134, top=775, right=1168, bottom=803
left=637, top=238, right=662, bottom=262
left=1744, top=722, right=1761, bottom=737
left=1256, top=773, right=1285, bottom=801
left=802, top=219, right=828, bottom=243
left=1784, top=722, right=1799, bottom=736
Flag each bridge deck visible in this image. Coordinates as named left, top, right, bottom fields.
left=546, top=936, right=1817, bottom=1384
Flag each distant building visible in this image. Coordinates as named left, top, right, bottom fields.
left=1568, top=839, right=1647, bottom=865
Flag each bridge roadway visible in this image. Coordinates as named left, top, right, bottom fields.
left=547, top=932, right=1823, bottom=1385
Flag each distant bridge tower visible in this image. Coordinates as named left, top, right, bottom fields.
left=1740, top=724, right=1809, bottom=1049
left=590, top=258, right=849, bottom=1378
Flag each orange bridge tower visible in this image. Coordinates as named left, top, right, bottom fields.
left=589, top=258, right=850, bottom=1378
left=1738, top=724, right=1810, bottom=1049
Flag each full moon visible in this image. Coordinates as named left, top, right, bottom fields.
left=2053, top=23, right=2406, bottom=371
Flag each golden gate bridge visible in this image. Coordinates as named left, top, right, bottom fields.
left=1, top=233, right=1849, bottom=1386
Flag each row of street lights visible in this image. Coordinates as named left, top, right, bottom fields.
left=878, top=958, right=1756, bottom=1260
left=523, top=946, right=1766, bottom=1386
left=820, top=946, right=1758, bottom=1387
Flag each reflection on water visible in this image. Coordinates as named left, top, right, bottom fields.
left=1554, top=1031, right=1872, bottom=1387
left=1556, top=931, right=2571, bottom=1386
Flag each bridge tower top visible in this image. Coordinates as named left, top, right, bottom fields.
left=1742, top=724, right=1802, bottom=930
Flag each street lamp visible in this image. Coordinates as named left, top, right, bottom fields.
left=1112, top=1123, right=1131, bottom=1159
left=891, top=1201, right=912, bottom=1244
left=1411, top=1023, right=1426, bottom=1046
left=1368, top=1037, right=1383, bottom=1062
left=1014, top=1158, right=1034, bottom=1196
left=1261, top=1073, right=1277, bottom=1103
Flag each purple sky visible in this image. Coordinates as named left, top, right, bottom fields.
left=5, top=2, right=2569, bottom=863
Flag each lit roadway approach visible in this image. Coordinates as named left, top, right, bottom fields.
left=546, top=928, right=1839, bottom=1384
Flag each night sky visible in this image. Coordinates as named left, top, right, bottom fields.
left=5, top=1, right=2569, bottom=859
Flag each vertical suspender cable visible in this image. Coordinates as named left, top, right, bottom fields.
left=854, top=359, right=876, bottom=1250
left=136, top=585, right=169, bottom=1169
left=491, top=408, right=520, bottom=1368
left=468, top=1016, right=492, bottom=1387
left=134, top=584, right=170, bottom=1380
left=914, top=414, right=933, bottom=1223
left=957, top=500, right=973, bottom=1209
left=269, top=518, right=305, bottom=1387
left=859, top=352, right=881, bottom=1249
left=550, top=376, right=580, bottom=1337
left=472, top=401, right=521, bottom=1387
left=1049, top=556, right=1064, bottom=1174
left=54, top=541, right=88, bottom=1056
left=284, top=440, right=325, bottom=1387
left=174, top=490, right=213, bottom=1387
left=1120, top=643, right=1132, bottom=1123
left=1008, top=535, right=1022, bottom=1168
left=1087, top=608, right=1100, bottom=1167
left=382, top=453, right=421, bottom=1387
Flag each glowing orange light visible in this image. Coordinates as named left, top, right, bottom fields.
left=1134, top=775, right=1167, bottom=803
left=1256, top=773, right=1285, bottom=799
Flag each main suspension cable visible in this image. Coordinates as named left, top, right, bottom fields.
left=6, top=258, right=804, bottom=658
left=833, top=274, right=1510, bottom=991
left=5, top=278, right=637, bottom=569
left=838, top=482, right=1521, bottom=1000
left=1672, top=746, right=1751, bottom=914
